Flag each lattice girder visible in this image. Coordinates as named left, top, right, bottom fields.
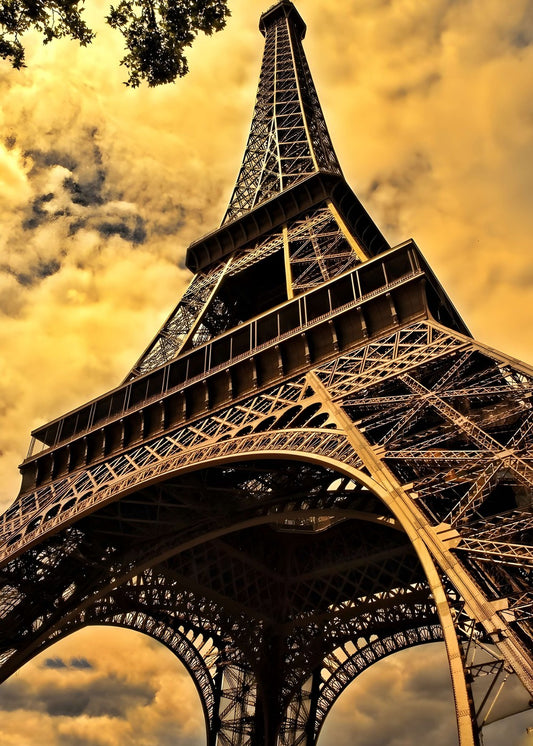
left=1, top=319, right=532, bottom=744
left=223, top=1, right=341, bottom=224
left=1, top=1, right=532, bottom=743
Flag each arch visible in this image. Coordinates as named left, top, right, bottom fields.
left=316, top=640, right=459, bottom=746
left=2, top=606, right=221, bottom=740
left=278, top=628, right=448, bottom=746
left=2, top=623, right=211, bottom=746
left=2, top=430, right=482, bottom=744
left=93, top=613, right=219, bottom=731
left=2, top=430, right=381, bottom=561
left=313, top=625, right=444, bottom=742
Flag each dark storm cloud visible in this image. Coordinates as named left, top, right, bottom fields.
left=13, top=258, right=63, bottom=287
left=0, top=678, right=30, bottom=710
left=70, top=657, right=92, bottom=669
left=0, top=131, right=151, bottom=294
left=97, top=214, right=147, bottom=244
left=63, top=171, right=106, bottom=208
left=42, top=656, right=94, bottom=670
left=43, top=674, right=156, bottom=717
left=20, top=141, right=146, bottom=246
left=0, top=671, right=155, bottom=718
left=26, top=148, right=78, bottom=174
left=43, top=657, right=68, bottom=669
left=507, top=3, right=533, bottom=48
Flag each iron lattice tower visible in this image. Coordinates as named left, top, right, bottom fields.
left=1, top=2, right=532, bottom=744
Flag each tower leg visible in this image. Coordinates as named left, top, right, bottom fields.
left=278, top=669, right=322, bottom=746
left=212, top=663, right=258, bottom=746
left=423, top=561, right=480, bottom=746
left=307, top=370, right=481, bottom=745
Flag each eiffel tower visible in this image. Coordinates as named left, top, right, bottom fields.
left=1, top=1, right=532, bottom=744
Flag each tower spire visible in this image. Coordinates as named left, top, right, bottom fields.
left=223, top=0, right=342, bottom=224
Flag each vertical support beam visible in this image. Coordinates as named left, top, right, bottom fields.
left=208, top=666, right=224, bottom=746
left=215, top=663, right=257, bottom=746
left=327, top=200, right=368, bottom=262
left=283, top=224, right=294, bottom=300
left=306, top=371, right=481, bottom=745
left=305, top=668, right=321, bottom=746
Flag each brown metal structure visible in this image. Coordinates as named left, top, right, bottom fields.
left=0, top=2, right=532, bottom=744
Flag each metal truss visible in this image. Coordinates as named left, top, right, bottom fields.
left=129, top=261, right=229, bottom=378
left=287, top=205, right=362, bottom=293
left=1, top=1, right=532, bottom=744
left=452, top=604, right=533, bottom=733
left=1, top=317, right=532, bottom=744
left=128, top=201, right=367, bottom=378
left=223, top=1, right=341, bottom=224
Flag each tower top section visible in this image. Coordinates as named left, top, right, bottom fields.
left=222, top=0, right=341, bottom=224
left=259, top=0, right=306, bottom=39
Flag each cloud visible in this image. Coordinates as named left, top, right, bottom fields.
left=70, top=658, right=93, bottom=670
left=301, top=0, right=533, bottom=365
left=0, top=672, right=155, bottom=718
left=0, top=627, right=205, bottom=746
left=320, top=644, right=457, bottom=746
left=42, top=656, right=92, bottom=671
left=43, top=657, right=69, bottom=669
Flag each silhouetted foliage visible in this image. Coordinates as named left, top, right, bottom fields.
left=0, top=0, right=230, bottom=86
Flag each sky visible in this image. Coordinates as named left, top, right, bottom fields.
left=0, top=0, right=532, bottom=743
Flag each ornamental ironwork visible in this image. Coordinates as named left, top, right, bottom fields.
left=1, top=2, right=531, bottom=745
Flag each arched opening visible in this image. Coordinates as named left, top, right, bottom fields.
left=0, top=626, right=206, bottom=746
left=0, top=456, right=438, bottom=745
left=318, top=643, right=532, bottom=746
left=3, top=446, right=529, bottom=746
left=318, top=643, right=457, bottom=746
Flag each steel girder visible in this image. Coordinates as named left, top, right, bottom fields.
left=1, top=319, right=532, bottom=744
left=222, top=1, right=341, bottom=224
left=1, top=0, right=532, bottom=743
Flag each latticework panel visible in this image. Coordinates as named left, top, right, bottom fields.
left=128, top=228, right=289, bottom=378
left=1, top=319, right=532, bottom=745
left=320, top=338, right=533, bottom=647
left=287, top=205, right=361, bottom=292
left=129, top=261, right=228, bottom=377
left=223, top=5, right=340, bottom=224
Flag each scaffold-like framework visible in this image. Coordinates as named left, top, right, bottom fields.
left=0, top=2, right=531, bottom=745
